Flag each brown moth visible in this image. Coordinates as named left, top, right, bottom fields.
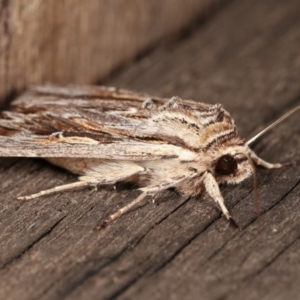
left=0, top=85, right=293, bottom=229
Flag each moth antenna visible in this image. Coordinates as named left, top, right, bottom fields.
left=238, top=153, right=260, bottom=226
left=247, top=105, right=300, bottom=145
left=248, top=155, right=260, bottom=226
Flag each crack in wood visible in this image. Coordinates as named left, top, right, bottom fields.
left=0, top=214, right=67, bottom=271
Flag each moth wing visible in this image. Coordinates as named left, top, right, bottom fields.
left=0, top=85, right=220, bottom=160
left=0, top=135, right=184, bottom=160
left=12, top=85, right=167, bottom=110
left=0, top=86, right=186, bottom=159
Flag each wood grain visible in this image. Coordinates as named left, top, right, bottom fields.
left=0, top=0, right=225, bottom=103
left=0, top=0, right=300, bottom=299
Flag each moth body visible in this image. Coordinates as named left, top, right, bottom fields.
left=0, top=85, right=283, bottom=228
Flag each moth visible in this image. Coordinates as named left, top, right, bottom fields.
left=0, top=85, right=296, bottom=229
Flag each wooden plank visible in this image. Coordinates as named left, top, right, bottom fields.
left=0, top=0, right=226, bottom=103
left=0, top=0, right=300, bottom=299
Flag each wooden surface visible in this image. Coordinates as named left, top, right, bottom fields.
left=1, top=0, right=300, bottom=299
left=0, top=0, right=224, bottom=103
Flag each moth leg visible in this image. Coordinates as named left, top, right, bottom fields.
left=96, top=192, right=149, bottom=230
left=18, top=180, right=95, bottom=201
left=203, top=172, right=238, bottom=228
left=250, top=150, right=282, bottom=169
left=151, top=193, right=161, bottom=204
left=96, top=173, right=196, bottom=230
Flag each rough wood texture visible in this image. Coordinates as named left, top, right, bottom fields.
left=1, top=0, right=300, bottom=299
left=0, top=0, right=224, bottom=103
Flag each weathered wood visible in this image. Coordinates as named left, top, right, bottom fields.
left=0, top=0, right=225, bottom=103
left=0, top=0, right=300, bottom=299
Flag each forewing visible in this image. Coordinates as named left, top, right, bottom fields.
left=0, top=86, right=180, bottom=159
left=0, top=85, right=229, bottom=160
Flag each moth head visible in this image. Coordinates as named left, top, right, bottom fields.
left=213, top=147, right=253, bottom=185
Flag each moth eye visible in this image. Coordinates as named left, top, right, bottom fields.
left=216, top=155, right=237, bottom=175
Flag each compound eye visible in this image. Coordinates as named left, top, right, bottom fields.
left=216, top=154, right=237, bottom=175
